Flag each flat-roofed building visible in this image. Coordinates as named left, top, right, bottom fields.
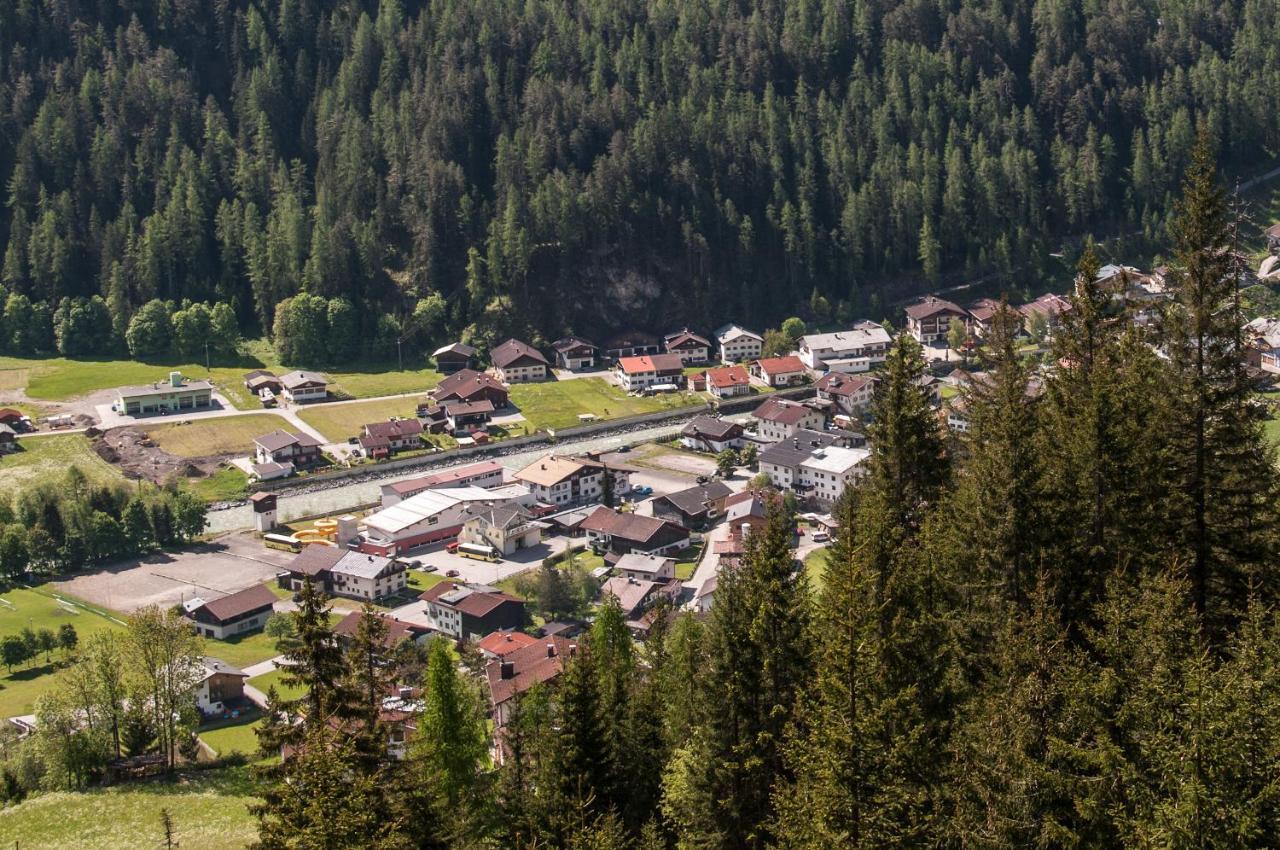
left=359, top=484, right=534, bottom=555
left=114, top=372, right=214, bottom=416
left=379, top=460, right=505, bottom=506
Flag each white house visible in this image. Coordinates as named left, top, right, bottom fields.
left=714, top=324, right=764, bottom=363
left=512, top=455, right=630, bottom=506
left=614, top=353, right=685, bottom=392
left=279, top=370, right=329, bottom=403
left=751, top=396, right=826, bottom=442
left=797, top=323, right=893, bottom=372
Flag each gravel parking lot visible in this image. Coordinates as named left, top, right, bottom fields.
left=398, top=533, right=581, bottom=587
left=56, top=533, right=293, bottom=613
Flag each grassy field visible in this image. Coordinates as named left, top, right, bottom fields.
left=0, top=588, right=127, bottom=718
left=183, top=466, right=250, bottom=503
left=1, top=433, right=125, bottom=489
left=202, top=627, right=280, bottom=670
left=0, top=765, right=260, bottom=850
left=803, top=548, right=829, bottom=594
left=200, top=716, right=265, bottom=759
left=405, top=570, right=452, bottom=593
left=248, top=667, right=306, bottom=702
left=297, top=396, right=421, bottom=441
left=509, top=378, right=706, bottom=431
left=146, top=413, right=292, bottom=458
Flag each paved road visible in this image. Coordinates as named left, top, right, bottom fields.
left=205, top=417, right=736, bottom=533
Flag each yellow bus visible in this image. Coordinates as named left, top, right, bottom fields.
left=456, top=543, right=499, bottom=562
left=263, top=533, right=302, bottom=553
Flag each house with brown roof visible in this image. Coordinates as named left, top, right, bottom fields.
left=600, top=576, right=663, bottom=619
left=905, top=297, right=970, bottom=345
left=491, top=339, right=549, bottom=383
left=333, top=610, right=430, bottom=649
left=580, top=506, right=691, bottom=560
left=551, top=336, right=598, bottom=370
left=615, top=353, right=686, bottom=392
left=243, top=371, right=282, bottom=397
left=279, top=547, right=407, bottom=601
left=359, top=418, right=425, bottom=459
left=444, top=400, right=494, bottom=433
left=420, top=581, right=528, bottom=641
left=696, top=364, right=751, bottom=398
left=664, top=329, right=711, bottom=365
left=751, top=355, right=808, bottom=387
left=1018, top=293, right=1072, bottom=338
left=513, top=454, right=632, bottom=506
left=195, top=657, right=250, bottom=716
left=751, top=396, right=826, bottom=442
left=965, top=298, right=1004, bottom=338
left=279, top=370, right=329, bottom=403
left=652, top=480, right=733, bottom=529
left=182, top=584, right=278, bottom=639
left=815, top=372, right=877, bottom=417
left=486, top=636, right=576, bottom=728
left=428, top=369, right=509, bottom=408
left=680, top=416, right=746, bottom=453
left=252, top=429, right=323, bottom=479
left=432, top=343, right=477, bottom=374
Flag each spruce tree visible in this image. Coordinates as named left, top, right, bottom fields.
left=278, top=578, right=347, bottom=729
left=1161, top=134, right=1280, bottom=632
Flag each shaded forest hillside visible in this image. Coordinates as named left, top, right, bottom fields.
left=2, top=0, right=1280, bottom=356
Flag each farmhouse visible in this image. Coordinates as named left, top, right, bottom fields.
left=420, top=581, right=527, bottom=642
left=279, top=370, right=329, bottom=403
left=551, top=336, right=598, bottom=370
left=751, top=396, right=826, bottom=442
left=751, top=355, right=807, bottom=387
left=182, top=583, right=277, bottom=639
left=797, top=323, right=893, bottom=372
left=680, top=416, right=745, bottom=453
left=513, top=454, right=631, bottom=506
left=904, top=297, right=969, bottom=345
left=279, top=547, right=408, bottom=601
left=114, top=372, right=214, bottom=416
left=195, top=657, right=249, bottom=715
left=429, top=369, right=510, bottom=408
left=714, top=324, right=764, bottom=363
left=490, top=339, right=549, bottom=383
left=615, top=353, right=685, bottom=392
left=580, top=506, right=690, bottom=559
left=253, top=429, right=322, bottom=469
left=359, top=418, right=425, bottom=459
left=378, top=460, right=505, bottom=506
left=432, top=343, right=477, bottom=374
left=664, top=329, right=712, bottom=365
left=698, top=365, right=751, bottom=398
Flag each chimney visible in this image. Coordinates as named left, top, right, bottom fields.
left=546, top=642, right=556, bottom=658
left=500, top=661, right=515, bottom=680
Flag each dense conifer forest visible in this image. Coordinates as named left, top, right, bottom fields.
left=2, top=0, right=1280, bottom=359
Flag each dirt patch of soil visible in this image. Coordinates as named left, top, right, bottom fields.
left=98, top=427, right=222, bottom=484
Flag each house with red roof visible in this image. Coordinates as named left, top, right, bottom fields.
left=476, top=630, right=539, bottom=660
left=751, top=396, right=826, bottom=442
left=696, top=364, right=751, bottom=398
left=486, top=636, right=576, bottom=728
left=614, top=353, right=686, bottom=392
left=751, top=355, right=808, bottom=387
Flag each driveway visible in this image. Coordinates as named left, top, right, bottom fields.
left=397, top=533, right=579, bottom=586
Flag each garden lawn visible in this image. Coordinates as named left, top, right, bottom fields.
left=0, top=587, right=127, bottom=718
left=509, top=378, right=705, bottom=431
left=146, top=413, right=293, bottom=457
left=0, top=765, right=260, bottom=850
left=182, top=466, right=250, bottom=503
left=200, top=716, right=265, bottom=759
left=248, top=667, right=306, bottom=702
left=296, top=396, right=421, bottom=442
left=803, top=548, right=829, bottom=595
left=2, top=433, right=125, bottom=488
left=405, top=570, right=452, bottom=593
left=202, top=626, right=280, bottom=670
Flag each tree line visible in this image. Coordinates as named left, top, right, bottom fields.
left=0, top=468, right=207, bottom=581
left=3, top=0, right=1280, bottom=364
left=241, top=139, right=1280, bottom=848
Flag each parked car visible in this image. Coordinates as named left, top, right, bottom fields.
left=630, top=485, right=653, bottom=497
left=445, top=569, right=460, bottom=578
left=615, top=445, right=631, bottom=453
left=418, top=564, right=439, bottom=573
left=812, top=531, right=830, bottom=543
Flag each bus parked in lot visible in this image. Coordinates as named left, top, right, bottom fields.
left=263, top=533, right=302, bottom=553
left=456, top=543, right=499, bottom=562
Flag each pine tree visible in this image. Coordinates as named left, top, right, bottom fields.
left=1161, top=134, right=1280, bottom=632
left=278, top=578, right=347, bottom=730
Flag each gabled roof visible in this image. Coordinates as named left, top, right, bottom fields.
left=330, top=551, right=402, bottom=580
left=799, top=322, right=893, bottom=353
left=703, top=365, right=750, bottom=390
left=476, top=630, right=539, bottom=657
left=754, top=355, right=805, bottom=374
left=681, top=415, right=744, bottom=440
left=333, top=611, right=426, bottom=647
left=470, top=505, right=533, bottom=532
left=385, top=461, right=504, bottom=495
left=665, top=329, right=710, bottom=349
left=580, top=506, right=687, bottom=544
left=444, top=399, right=495, bottom=417
left=614, top=553, right=675, bottom=576
left=192, top=584, right=277, bottom=623
left=286, top=545, right=346, bottom=577
left=433, top=342, right=477, bottom=358
left=491, top=339, right=549, bottom=369
left=617, top=353, right=685, bottom=374
left=279, top=370, right=329, bottom=389
left=200, top=657, right=247, bottom=682
left=600, top=576, right=659, bottom=616
left=551, top=336, right=597, bottom=353
left=656, top=481, right=733, bottom=517
left=364, top=419, right=424, bottom=439
left=1018, top=293, right=1072, bottom=320
left=966, top=298, right=1003, bottom=322
left=759, top=430, right=842, bottom=469
left=486, top=636, right=576, bottom=706
left=904, top=296, right=967, bottom=320
left=254, top=429, right=322, bottom=452
left=431, top=369, right=508, bottom=401
left=514, top=455, right=597, bottom=488
left=815, top=372, right=876, bottom=397
left=714, top=324, right=763, bottom=344
left=752, top=396, right=819, bottom=425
